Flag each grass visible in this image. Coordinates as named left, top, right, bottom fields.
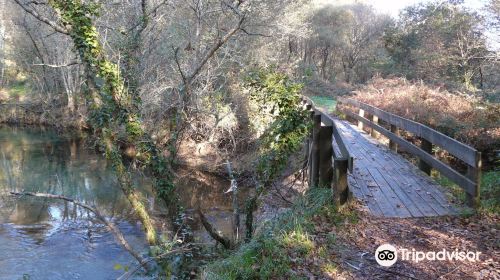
left=202, top=188, right=354, bottom=279
left=309, top=96, right=336, bottom=112
left=433, top=170, right=500, bottom=214
left=1, top=81, right=29, bottom=101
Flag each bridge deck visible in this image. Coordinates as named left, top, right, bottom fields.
left=334, top=119, right=457, bottom=218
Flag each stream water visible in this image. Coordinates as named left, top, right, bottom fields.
left=0, top=126, right=245, bottom=279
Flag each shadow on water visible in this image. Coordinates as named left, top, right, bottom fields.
left=0, top=125, right=249, bottom=279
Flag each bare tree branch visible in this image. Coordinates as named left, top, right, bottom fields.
left=12, top=0, right=69, bottom=35
left=9, top=191, right=151, bottom=271
left=172, top=46, right=187, bottom=86
left=33, top=61, right=80, bottom=68
left=197, top=208, right=233, bottom=249
left=186, top=16, right=245, bottom=84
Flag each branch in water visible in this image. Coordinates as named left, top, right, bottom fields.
left=197, top=208, right=233, bottom=249
left=9, top=191, right=151, bottom=271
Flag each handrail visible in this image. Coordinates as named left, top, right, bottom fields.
left=301, top=96, right=352, bottom=206
left=301, top=97, right=353, bottom=165
left=337, top=97, right=481, bottom=208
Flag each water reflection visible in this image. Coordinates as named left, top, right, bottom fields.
left=0, top=125, right=249, bottom=279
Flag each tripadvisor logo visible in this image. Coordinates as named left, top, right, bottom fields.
left=375, top=244, right=397, bottom=267
left=375, top=244, right=482, bottom=267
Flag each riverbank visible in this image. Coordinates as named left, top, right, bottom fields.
left=202, top=188, right=499, bottom=279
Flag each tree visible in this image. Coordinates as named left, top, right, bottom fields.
left=304, top=4, right=391, bottom=83
left=385, top=1, right=491, bottom=89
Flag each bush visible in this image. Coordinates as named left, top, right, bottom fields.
left=352, top=77, right=500, bottom=167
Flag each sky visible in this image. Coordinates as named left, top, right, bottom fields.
left=314, top=0, right=489, bottom=17
left=313, top=0, right=499, bottom=50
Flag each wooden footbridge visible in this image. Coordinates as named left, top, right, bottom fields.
left=302, top=96, right=482, bottom=218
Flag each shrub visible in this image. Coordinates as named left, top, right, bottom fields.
left=352, top=77, right=499, bottom=167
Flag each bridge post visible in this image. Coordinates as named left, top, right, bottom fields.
left=465, top=153, right=481, bottom=208
left=357, top=109, right=364, bottom=130
left=371, top=115, right=379, bottom=138
left=309, top=113, right=321, bottom=188
left=418, top=139, right=433, bottom=175
left=389, top=124, right=399, bottom=152
left=318, top=124, right=333, bottom=188
left=304, top=103, right=313, bottom=168
left=333, top=158, right=349, bottom=206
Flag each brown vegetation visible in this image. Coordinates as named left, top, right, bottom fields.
left=352, top=77, right=500, bottom=166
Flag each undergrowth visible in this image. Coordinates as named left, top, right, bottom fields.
left=434, top=170, right=500, bottom=215
left=353, top=77, right=499, bottom=165
left=202, top=188, right=356, bottom=279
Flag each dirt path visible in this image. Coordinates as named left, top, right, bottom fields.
left=303, top=205, right=499, bottom=279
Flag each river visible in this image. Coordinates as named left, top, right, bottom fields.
left=0, top=125, right=245, bottom=279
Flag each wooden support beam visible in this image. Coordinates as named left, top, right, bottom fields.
left=418, top=138, right=433, bottom=175
left=358, top=109, right=365, bottom=130
left=389, top=124, right=399, bottom=152
left=371, top=115, right=379, bottom=138
left=333, top=158, right=349, bottom=206
left=318, top=124, right=333, bottom=188
left=304, top=103, right=313, bottom=171
left=465, top=153, right=482, bottom=208
left=309, top=113, right=321, bottom=188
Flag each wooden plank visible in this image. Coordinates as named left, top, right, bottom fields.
left=466, top=155, right=481, bottom=208
left=367, top=167, right=412, bottom=217
left=340, top=108, right=477, bottom=195
left=357, top=167, right=399, bottom=217
left=309, top=113, right=321, bottom=188
left=333, top=158, right=349, bottom=206
left=337, top=97, right=478, bottom=167
left=413, top=173, right=456, bottom=214
left=419, top=138, right=433, bottom=175
left=331, top=118, right=354, bottom=171
left=358, top=109, right=365, bottom=130
left=389, top=124, right=399, bottom=152
left=366, top=133, right=454, bottom=212
left=350, top=174, right=384, bottom=216
left=343, top=121, right=453, bottom=215
left=348, top=129, right=441, bottom=217
left=352, top=121, right=458, bottom=211
left=318, top=125, right=334, bottom=188
left=395, top=167, right=453, bottom=216
left=371, top=115, right=379, bottom=138
left=367, top=165, right=425, bottom=217
left=376, top=169, right=436, bottom=217
left=303, top=96, right=353, bottom=174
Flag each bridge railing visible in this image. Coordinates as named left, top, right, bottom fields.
left=301, top=96, right=353, bottom=206
left=337, top=97, right=481, bottom=208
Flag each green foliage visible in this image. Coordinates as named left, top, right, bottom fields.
left=480, top=170, right=500, bottom=214
left=385, top=1, right=490, bottom=88
left=244, top=68, right=311, bottom=186
left=7, top=81, right=28, bottom=99
left=203, top=188, right=333, bottom=279
left=434, top=170, right=500, bottom=214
